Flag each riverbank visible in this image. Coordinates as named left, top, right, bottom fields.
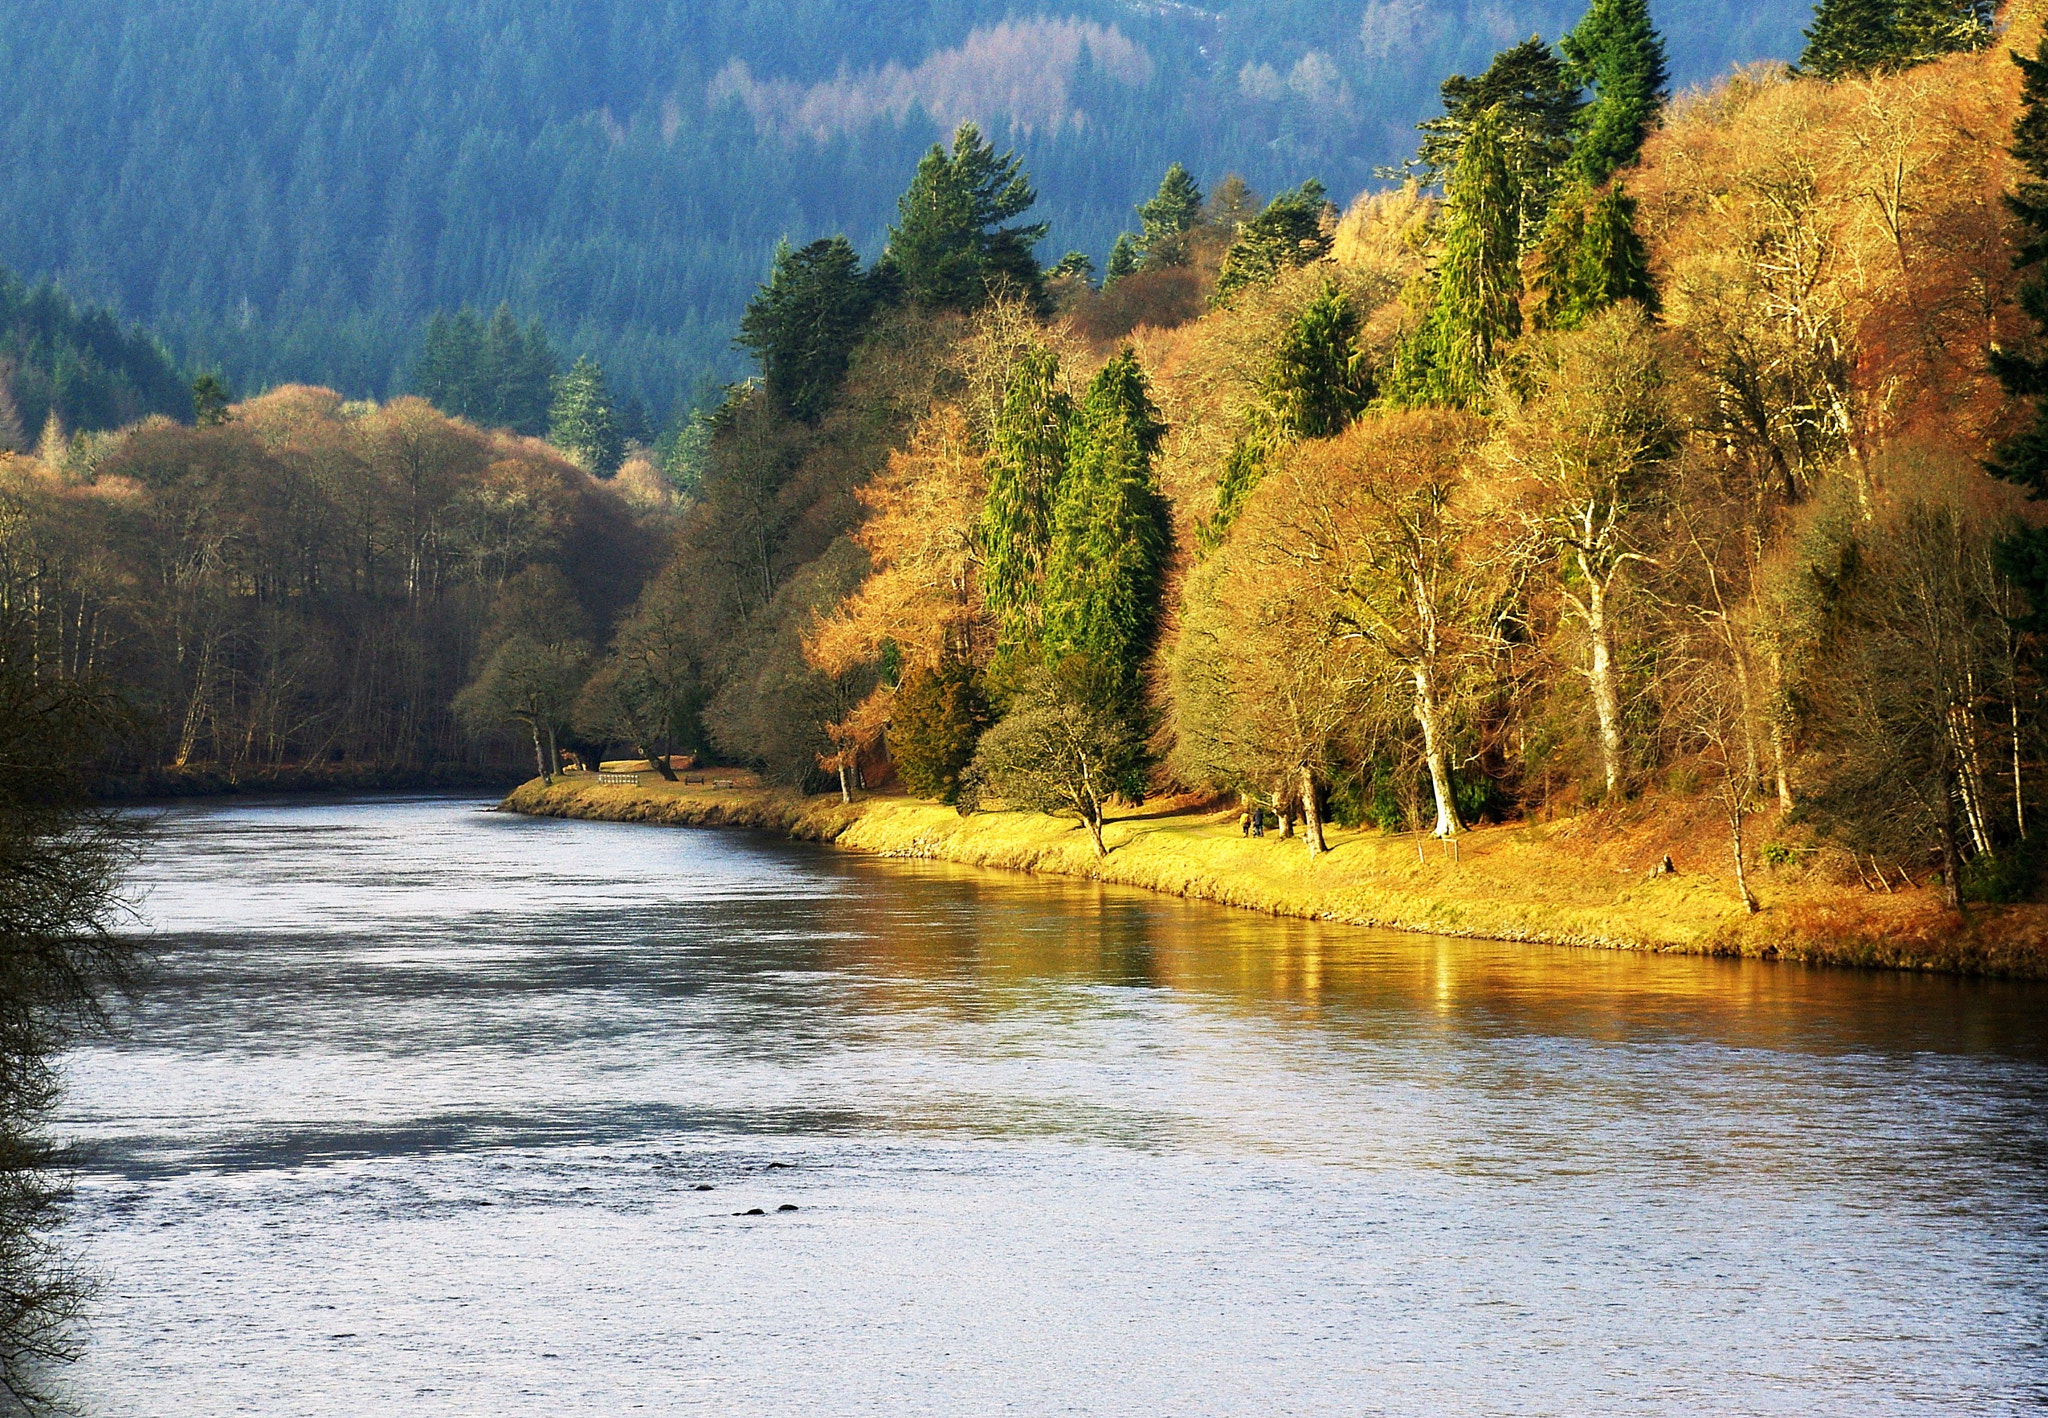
left=504, top=774, right=2048, bottom=978
left=94, top=764, right=523, bottom=801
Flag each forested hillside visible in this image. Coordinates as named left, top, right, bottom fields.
left=0, top=0, right=1807, bottom=411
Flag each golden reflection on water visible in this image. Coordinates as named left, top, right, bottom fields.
left=818, top=856, right=2045, bottom=1062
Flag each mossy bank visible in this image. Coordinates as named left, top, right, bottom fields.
left=504, top=775, right=2048, bottom=979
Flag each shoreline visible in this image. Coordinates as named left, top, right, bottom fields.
left=503, top=775, right=2048, bottom=979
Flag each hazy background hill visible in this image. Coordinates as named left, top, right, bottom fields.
left=0, top=0, right=1809, bottom=415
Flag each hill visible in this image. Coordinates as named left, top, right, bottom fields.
left=0, top=0, right=1809, bottom=413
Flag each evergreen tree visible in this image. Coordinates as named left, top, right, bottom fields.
left=1799, top=0, right=1991, bottom=79
left=506, top=318, right=560, bottom=438
left=977, top=348, right=1072, bottom=650
left=1104, top=234, right=1141, bottom=287
left=1530, top=183, right=1658, bottom=330
left=1392, top=107, right=1523, bottom=408
left=1212, top=182, right=1333, bottom=305
left=1137, top=163, right=1204, bottom=267
left=1561, top=0, right=1670, bottom=185
left=883, top=123, right=1047, bottom=313
left=411, top=305, right=557, bottom=435
left=1206, top=279, right=1373, bottom=543
left=549, top=357, right=623, bottom=477
left=190, top=374, right=232, bottom=427
left=1409, top=37, right=1583, bottom=244
left=1041, top=349, right=1169, bottom=705
left=1048, top=251, right=1097, bottom=286
left=737, top=236, right=878, bottom=423
left=1990, top=34, right=2048, bottom=621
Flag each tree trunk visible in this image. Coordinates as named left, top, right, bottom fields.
left=1769, top=649, right=1794, bottom=811
left=1414, top=666, right=1464, bottom=837
left=1299, top=764, right=1327, bottom=857
left=544, top=722, right=560, bottom=785
left=1729, top=798, right=1759, bottom=913
left=529, top=721, right=549, bottom=784
left=1274, top=775, right=1295, bottom=838
left=838, top=760, right=851, bottom=804
left=1586, top=576, right=1624, bottom=799
left=1086, top=801, right=1107, bottom=858
left=1940, top=766, right=1964, bottom=912
left=1948, top=703, right=1995, bottom=857
left=642, top=743, right=678, bottom=782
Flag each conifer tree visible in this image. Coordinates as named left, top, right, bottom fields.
left=1104, top=234, right=1141, bottom=287
left=1212, top=182, right=1333, bottom=304
left=1990, top=34, right=2048, bottom=619
left=1392, top=107, right=1522, bottom=408
left=1530, top=183, right=1658, bottom=330
left=1799, top=0, right=1991, bottom=80
left=1409, top=37, right=1582, bottom=246
left=1561, top=0, right=1669, bottom=185
left=549, top=356, right=623, bottom=477
left=1205, top=279, right=1373, bottom=543
left=190, top=374, right=232, bottom=428
left=977, top=348, right=1073, bottom=651
left=1041, top=350, right=1169, bottom=705
left=884, top=123, right=1047, bottom=313
left=1137, top=163, right=1204, bottom=266
left=737, top=236, right=877, bottom=423
left=1048, top=251, right=1096, bottom=286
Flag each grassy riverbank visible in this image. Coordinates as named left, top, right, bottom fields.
left=504, top=774, right=2048, bottom=978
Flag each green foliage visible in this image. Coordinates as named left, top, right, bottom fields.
left=1137, top=163, right=1204, bottom=267
left=1049, top=251, right=1097, bottom=285
left=1530, top=184, right=1658, bottom=330
left=1562, top=0, right=1670, bottom=184
left=1991, top=37, right=2048, bottom=500
left=1390, top=107, right=1523, bottom=409
left=1798, top=0, right=1991, bottom=80
left=1212, top=182, right=1333, bottom=305
left=549, top=356, right=624, bottom=477
left=0, top=267, right=187, bottom=441
left=1205, top=279, right=1373, bottom=542
left=737, top=238, right=879, bottom=424
left=190, top=374, right=232, bottom=427
left=977, top=347, right=1072, bottom=652
left=884, top=123, right=1047, bottom=313
left=411, top=305, right=558, bottom=437
left=1105, top=234, right=1141, bottom=287
left=890, top=661, right=991, bottom=803
left=1040, top=349, right=1169, bottom=704
left=1408, top=37, right=1583, bottom=245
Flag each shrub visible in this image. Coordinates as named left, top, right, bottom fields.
left=890, top=662, right=990, bottom=804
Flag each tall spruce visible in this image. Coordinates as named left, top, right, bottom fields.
left=1799, top=0, right=1992, bottom=79
left=977, top=348, right=1073, bottom=651
left=549, top=356, right=623, bottom=477
left=1105, top=234, right=1141, bottom=287
left=411, top=304, right=556, bottom=435
left=1561, top=0, right=1669, bottom=184
left=1989, top=34, right=2048, bottom=622
left=1041, top=350, right=1169, bottom=705
left=737, top=237, right=877, bottom=424
left=1206, top=280, right=1373, bottom=544
left=1137, top=163, right=1205, bottom=267
left=884, top=123, right=1047, bottom=313
left=1212, top=182, right=1333, bottom=304
left=1393, top=106, right=1523, bottom=408
left=1530, top=184, right=1659, bottom=329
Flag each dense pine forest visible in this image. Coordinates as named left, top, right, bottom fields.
left=2, top=0, right=2043, bottom=912
left=0, top=0, right=1809, bottom=410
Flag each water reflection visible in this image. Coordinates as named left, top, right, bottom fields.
left=55, top=797, right=2048, bottom=1416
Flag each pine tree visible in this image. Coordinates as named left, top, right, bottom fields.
left=1392, top=106, right=1523, bottom=408
left=1048, top=251, right=1097, bottom=286
left=190, top=374, right=232, bottom=427
left=1991, top=31, right=2048, bottom=618
left=883, top=123, right=1047, bottom=313
left=1137, top=163, right=1204, bottom=267
left=1041, top=349, right=1169, bottom=705
left=549, top=356, right=623, bottom=477
left=1104, top=234, right=1141, bottom=287
left=1205, top=279, right=1373, bottom=543
left=1212, top=181, right=1333, bottom=304
left=977, top=348, right=1072, bottom=650
left=478, top=304, right=526, bottom=428
left=1562, top=0, right=1669, bottom=185
left=1530, top=183, right=1658, bottom=330
left=737, top=236, right=877, bottom=423
left=506, top=318, right=559, bottom=437
left=1410, top=37, right=1583, bottom=244
left=1800, top=0, right=1991, bottom=79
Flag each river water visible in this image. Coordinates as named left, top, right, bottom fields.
left=52, top=796, right=2048, bottom=1414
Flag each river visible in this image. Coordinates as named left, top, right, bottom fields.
left=53, top=796, right=2048, bottom=1414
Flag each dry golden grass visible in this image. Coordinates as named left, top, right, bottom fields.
left=502, top=776, right=2048, bottom=977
